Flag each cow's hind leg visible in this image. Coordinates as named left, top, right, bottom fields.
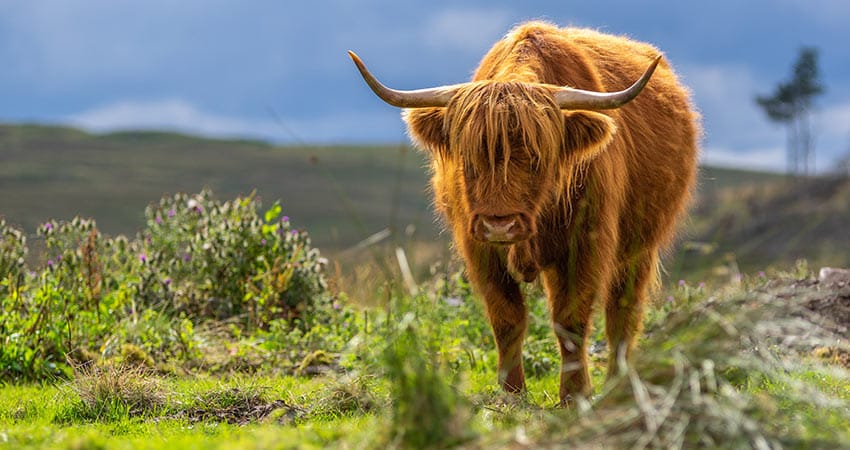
left=605, top=251, right=656, bottom=379
left=463, top=242, right=528, bottom=393
left=543, top=269, right=597, bottom=405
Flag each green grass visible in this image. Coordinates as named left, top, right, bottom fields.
left=2, top=272, right=849, bottom=449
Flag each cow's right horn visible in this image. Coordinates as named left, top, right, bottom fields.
left=349, top=51, right=464, bottom=108
left=553, top=55, right=663, bottom=110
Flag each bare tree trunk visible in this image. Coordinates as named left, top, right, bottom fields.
left=801, top=113, right=808, bottom=176
left=800, top=109, right=814, bottom=175
left=787, top=119, right=799, bottom=176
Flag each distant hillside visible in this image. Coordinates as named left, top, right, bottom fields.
left=676, top=173, right=850, bottom=280
left=0, top=124, right=434, bottom=253
left=2, top=123, right=846, bottom=276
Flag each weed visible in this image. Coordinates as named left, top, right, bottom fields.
left=56, top=363, right=170, bottom=423
left=378, top=312, right=473, bottom=449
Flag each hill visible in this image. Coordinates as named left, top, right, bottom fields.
left=677, top=172, right=850, bottom=282
left=2, top=123, right=847, bottom=277
left=0, top=124, right=434, bottom=253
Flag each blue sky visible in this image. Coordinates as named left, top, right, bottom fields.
left=2, top=0, right=849, bottom=172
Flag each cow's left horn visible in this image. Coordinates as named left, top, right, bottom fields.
left=553, top=55, right=663, bottom=110
left=348, top=51, right=464, bottom=108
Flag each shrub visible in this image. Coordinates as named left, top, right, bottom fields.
left=0, top=190, right=331, bottom=381
left=138, top=189, right=328, bottom=329
left=0, top=218, right=27, bottom=297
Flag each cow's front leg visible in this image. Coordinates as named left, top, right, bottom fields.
left=542, top=269, right=596, bottom=406
left=462, top=240, right=528, bottom=393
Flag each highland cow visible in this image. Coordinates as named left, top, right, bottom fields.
left=350, top=21, right=699, bottom=404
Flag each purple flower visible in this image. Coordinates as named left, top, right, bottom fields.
left=139, top=253, right=147, bottom=263
left=44, top=222, right=53, bottom=231
left=183, top=253, right=191, bottom=262
left=281, top=216, right=289, bottom=222
left=678, top=279, right=686, bottom=287
left=261, top=239, right=267, bottom=245
left=290, top=230, right=298, bottom=236
left=56, top=254, right=62, bottom=261
left=155, top=215, right=163, bottom=225
left=666, top=295, right=675, bottom=303
left=698, top=282, right=706, bottom=289
left=444, top=297, right=463, bottom=307
left=168, top=208, right=176, bottom=217
left=164, top=278, right=171, bottom=286
left=758, top=271, right=766, bottom=278
left=47, top=259, right=54, bottom=268
left=187, top=199, right=204, bottom=214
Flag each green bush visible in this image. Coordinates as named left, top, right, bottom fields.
left=0, top=218, right=27, bottom=297
left=139, top=189, right=327, bottom=328
left=0, top=190, right=331, bottom=381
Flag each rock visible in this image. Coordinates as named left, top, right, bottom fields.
left=818, top=267, right=850, bottom=285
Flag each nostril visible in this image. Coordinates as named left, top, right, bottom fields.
left=482, top=217, right=516, bottom=233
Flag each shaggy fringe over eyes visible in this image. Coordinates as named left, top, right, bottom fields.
left=445, top=82, right=565, bottom=183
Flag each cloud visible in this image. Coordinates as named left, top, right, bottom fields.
left=68, top=99, right=279, bottom=140
left=818, top=103, right=850, bottom=137
left=676, top=63, right=786, bottom=171
left=679, top=63, right=780, bottom=146
left=680, top=62, right=850, bottom=172
left=701, top=146, right=786, bottom=172
left=778, top=0, right=850, bottom=26
left=66, top=98, right=406, bottom=144
left=422, top=8, right=513, bottom=54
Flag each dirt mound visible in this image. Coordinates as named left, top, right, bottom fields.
left=809, top=268, right=850, bottom=334
left=765, top=268, right=850, bottom=368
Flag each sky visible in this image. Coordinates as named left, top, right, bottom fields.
left=1, top=0, right=849, bottom=172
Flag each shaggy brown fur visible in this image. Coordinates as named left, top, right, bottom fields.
left=398, top=21, right=699, bottom=404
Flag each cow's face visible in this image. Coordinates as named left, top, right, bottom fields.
left=461, top=143, right=544, bottom=244
left=423, top=82, right=617, bottom=245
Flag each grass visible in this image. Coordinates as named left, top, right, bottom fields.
left=1, top=271, right=849, bottom=449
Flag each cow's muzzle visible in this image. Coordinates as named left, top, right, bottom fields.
left=471, top=213, right=533, bottom=244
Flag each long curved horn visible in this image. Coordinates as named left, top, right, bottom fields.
left=348, top=51, right=464, bottom=108
left=553, top=55, right=663, bottom=110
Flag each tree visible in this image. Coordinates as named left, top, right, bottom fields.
left=755, top=47, right=824, bottom=175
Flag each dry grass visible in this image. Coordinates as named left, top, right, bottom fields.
left=57, top=363, right=170, bottom=422
left=487, top=276, right=850, bottom=449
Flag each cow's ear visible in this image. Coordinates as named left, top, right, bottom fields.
left=562, top=110, right=616, bottom=161
left=403, top=108, right=448, bottom=154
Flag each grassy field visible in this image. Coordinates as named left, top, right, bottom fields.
left=1, top=270, right=848, bottom=449
left=2, top=124, right=850, bottom=448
